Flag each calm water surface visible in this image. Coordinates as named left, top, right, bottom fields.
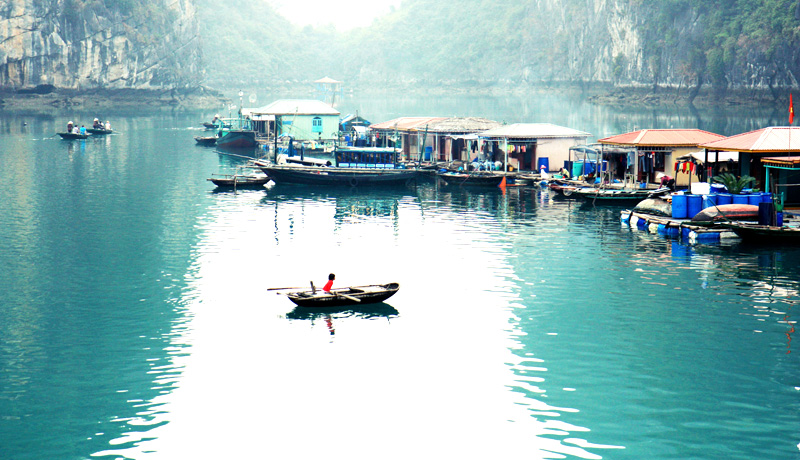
left=0, top=100, right=798, bottom=460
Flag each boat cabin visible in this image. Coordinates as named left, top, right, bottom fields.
left=335, top=147, right=400, bottom=169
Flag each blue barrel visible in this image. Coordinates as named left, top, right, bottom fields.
left=747, top=193, right=761, bottom=205
left=687, top=194, right=702, bottom=218
left=758, top=202, right=774, bottom=225
left=777, top=212, right=784, bottom=227
left=717, top=193, right=732, bottom=205
left=761, top=192, right=773, bottom=203
left=672, top=194, right=688, bottom=219
left=710, top=183, right=726, bottom=194
left=537, top=157, right=550, bottom=173
left=732, top=194, right=749, bottom=205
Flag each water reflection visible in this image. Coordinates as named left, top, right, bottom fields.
left=286, top=303, right=400, bottom=321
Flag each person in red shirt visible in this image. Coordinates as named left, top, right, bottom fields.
left=323, top=273, right=335, bottom=292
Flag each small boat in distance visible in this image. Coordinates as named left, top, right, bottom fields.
left=86, top=128, right=113, bottom=135
left=281, top=283, right=400, bottom=307
left=58, top=132, right=89, bottom=139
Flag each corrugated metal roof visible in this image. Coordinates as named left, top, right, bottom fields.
left=598, top=129, right=724, bottom=146
left=314, top=76, right=342, bottom=84
left=369, top=117, right=447, bottom=131
left=248, top=99, right=340, bottom=116
left=700, top=127, right=800, bottom=152
left=479, top=123, right=590, bottom=139
left=425, top=117, right=502, bottom=133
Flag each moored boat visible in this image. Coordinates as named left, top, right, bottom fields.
left=720, top=222, right=800, bottom=243
left=194, top=136, right=217, bottom=146
left=216, top=129, right=257, bottom=149
left=283, top=283, right=400, bottom=307
left=436, top=171, right=506, bottom=187
left=207, top=173, right=271, bottom=188
left=573, top=187, right=668, bottom=202
left=259, top=164, right=417, bottom=186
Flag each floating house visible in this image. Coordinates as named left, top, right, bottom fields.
left=244, top=99, right=341, bottom=142
left=700, top=127, right=800, bottom=204
left=368, top=117, right=447, bottom=161
left=598, top=129, right=726, bottom=186
left=478, top=123, right=590, bottom=172
left=425, top=117, right=502, bottom=163
left=314, top=77, right=344, bottom=106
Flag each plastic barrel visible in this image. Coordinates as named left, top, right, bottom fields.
left=687, top=194, right=702, bottom=218
left=777, top=212, right=784, bottom=227
left=758, top=202, right=774, bottom=225
left=747, top=193, right=761, bottom=205
left=761, top=192, right=772, bottom=203
left=732, top=194, right=749, bottom=205
left=672, top=194, right=688, bottom=219
left=717, top=194, right=732, bottom=205
left=537, top=157, right=550, bottom=172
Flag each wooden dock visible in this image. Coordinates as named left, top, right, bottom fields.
left=620, top=210, right=739, bottom=244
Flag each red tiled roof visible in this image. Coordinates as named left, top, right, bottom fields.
left=598, top=129, right=725, bottom=147
left=700, top=127, right=800, bottom=152
left=369, top=117, right=447, bottom=131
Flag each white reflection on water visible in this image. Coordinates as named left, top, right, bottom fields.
left=95, top=188, right=614, bottom=459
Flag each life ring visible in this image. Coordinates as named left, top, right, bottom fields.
left=349, top=177, right=359, bottom=187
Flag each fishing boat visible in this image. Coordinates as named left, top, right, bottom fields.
left=86, top=128, right=113, bottom=135
left=283, top=283, right=400, bottom=307
left=207, top=173, right=271, bottom=188
left=719, top=222, right=800, bottom=244
left=58, top=132, right=89, bottom=139
left=258, top=146, right=417, bottom=186
left=436, top=171, right=506, bottom=187
left=194, top=136, right=217, bottom=146
left=216, top=129, right=257, bottom=148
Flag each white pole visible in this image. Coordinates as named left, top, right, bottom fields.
left=504, top=138, right=508, bottom=173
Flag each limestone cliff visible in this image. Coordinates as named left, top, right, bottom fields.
left=0, top=0, right=201, bottom=90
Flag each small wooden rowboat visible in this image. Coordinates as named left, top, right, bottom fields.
left=720, top=222, right=800, bottom=244
left=194, top=136, right=217, bottom=146
left=86, top=128, right=113, bottom=135
left=58, top=132, right=88, bottom=139
left=207, top=174, right=270, bottom=188
left=284, top=283, right=400, bottom=307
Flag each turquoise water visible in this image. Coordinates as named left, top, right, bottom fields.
left=1, top=105, right=799, bottom=459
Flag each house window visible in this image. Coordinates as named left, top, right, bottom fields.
left=312, top=117, right=323, bottom=133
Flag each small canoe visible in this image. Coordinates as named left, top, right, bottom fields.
left=58, top=132, right=88, bottom=139
left=207, top=174, right=270, bottom=188
left=691, top=204, right=759, bottom=222
left=86, top=128, right=113, bottom=135
left=194, top=136, right=217, bottom=146
left=284, top=283, right=400, bottom=307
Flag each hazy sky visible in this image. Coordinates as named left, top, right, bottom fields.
left=266, top=0, right=402, bottom=30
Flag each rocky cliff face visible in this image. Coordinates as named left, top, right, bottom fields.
left=0, top=0, right=201, bottom=90
left=529, top=0, right=800, bottom=92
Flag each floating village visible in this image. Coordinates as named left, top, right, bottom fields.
left=59, top=78, right=800, bottom=251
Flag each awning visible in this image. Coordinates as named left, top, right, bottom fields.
left=250, top=114, right=275, bottom=122
left=447, top=134, right=479, bottom=140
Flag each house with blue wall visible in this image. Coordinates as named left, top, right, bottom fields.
left=244, top=99, right=341, bottom=142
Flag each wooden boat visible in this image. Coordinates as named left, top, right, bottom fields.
left=284, top=283, right=400, bottom=307
left=202, top=121, right=231, bottom=130
left=720, top=222, right=800, bottom=244
left=691, top=204, right=759, bottom=222
left=86, top=128, right=113, bottom=135
left=194, top=136, right=217, bottom=146
left=207, top=174, right=270, bottom=188
left=216, top=129, right=257, bottom=148
left=573, top=187, right=664, bottom=202
left=437, top=171, right=505, bottom=187
left=259, top=164, right=417, bottom=186
left=58, top=132, right=88, bottom=139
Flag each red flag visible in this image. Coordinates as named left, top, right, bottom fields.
left=791, top=94, right=795, bottom=125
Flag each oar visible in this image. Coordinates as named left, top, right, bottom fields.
left=335, top=292, right=361, bottom=303
left=267, top=286, right=306, bottom=291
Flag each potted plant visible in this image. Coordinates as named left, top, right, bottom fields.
left=711, top=173, right=755, bottom=194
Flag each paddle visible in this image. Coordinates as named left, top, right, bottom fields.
left=334, top=292, right=361, bottom=302
left=267, top=286, right=306, bottom=291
